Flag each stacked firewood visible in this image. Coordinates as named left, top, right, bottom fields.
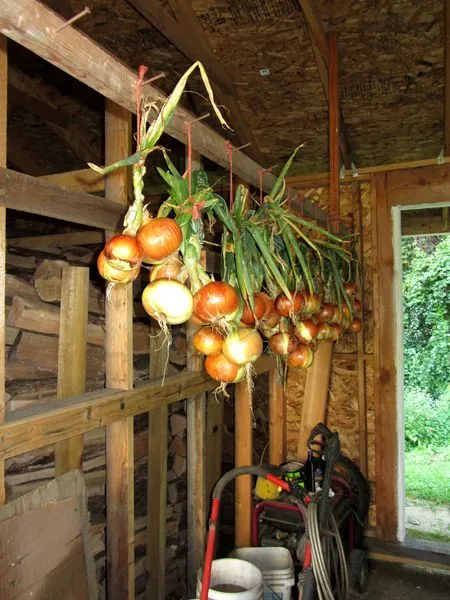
left=4, top=254, right=189, bottom=599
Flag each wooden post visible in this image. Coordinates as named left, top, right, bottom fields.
left=146, top=324, right=168, bottom=600
left=186, top=149, right=207, bottom=596
left=104, top=100, right=134, bottom=599
left=234, top=177, right=253, bottom=548
left=445, top=0, right=450, bottom=155
left=328, top=34, right=340, bottom=227
left=372, top=173, right=398, bottom=541
left=55, top=267, right=89, bottom=475
left=352, top=182, right=368, bottom=477
left=206, top=393, right=224, bottom=497
left=0, top=35, right=7, bottom=505
left=298, top=35, right=340, bottom=460
left=268, top=364, right=285, bottom=465
left=297, top=341, right=334, bottom=461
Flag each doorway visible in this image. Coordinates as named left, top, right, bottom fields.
left=395, top=205, right=450, bottom=544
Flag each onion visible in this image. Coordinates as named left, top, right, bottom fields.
left=317, top=322, right=334, bottom=340
left=275, top=292, right=304, bottom=317
left=330, top=324, right=343, bottom=341
left=104, top=234, right=142, bottom=269
left=353, top=298, right=362, bottom=312
left=193, top=326, right=224, bottom=355
left=205, top=352, right=243, bottom=383
left=222, top=328, right=263, bottom=365
left=241, top=294, right=267, bottom=325
left=301, top=292, right=322, bottom=314
left=316, top=303, right=335, bottom=322
left=255, top=292, right=274, bottom=317
left=262, top=310, right=281, bottom=329
left=142, top=279, right=193, bottom=325
left=330, top=305, right=343, bottom=324
left=150, top=255, right=183, bottom=282
left=193, top=282, right=239, bottom=323
left=287, top=344, right=315, bottom=369
left=295, top=319, right=319, bottom=343
left=136, top=217, right=182, bottom=263
left=349, top=318, right=362, bottom=334
left=269, top=332, right=298, bottom=355
left=97, top=249, right=141, bottom=284
left=344, top=282, right=357, bottom=297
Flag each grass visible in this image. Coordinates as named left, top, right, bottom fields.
left=405, top=446, right=450, bottom=505
left=406, top=528, right=450, bottom=544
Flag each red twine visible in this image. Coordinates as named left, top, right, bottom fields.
left=186, top=120, right=193, bottom=198
left=226, top=141, right=234, bottom=209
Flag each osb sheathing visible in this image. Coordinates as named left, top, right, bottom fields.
left=286, top=180, right=376, bottom=528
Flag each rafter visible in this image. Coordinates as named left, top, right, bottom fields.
left=9, top=67, right=99, bottom=165
left=126, top=0, right=264, bottom=164
left=298, top=0, right=352, bottom=168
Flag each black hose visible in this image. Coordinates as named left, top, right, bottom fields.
left=211, top=465, right=276, bottom=500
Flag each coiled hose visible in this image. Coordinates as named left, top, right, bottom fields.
left=307, top=499, right=349, bottom=600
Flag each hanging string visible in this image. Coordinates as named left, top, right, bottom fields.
left=226, top=141, right=234, bottom=209
left=186, top=120, right=193, bottom=198
left=135, top=65, right=148, bottom=150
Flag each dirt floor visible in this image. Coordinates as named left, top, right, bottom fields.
left=406, top=500, right=450, bottom=539
left=366, top=562, right=450, bottom=599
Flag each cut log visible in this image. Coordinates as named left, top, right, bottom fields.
left=34, top=258, right=104, bottom=312
left=7, top=331, right=104, bottom=381
left=7, top=294, right=150, bottom=351
left=5, top=273, right=37, bottom=301
left=6, top=252, right=38, bottom=270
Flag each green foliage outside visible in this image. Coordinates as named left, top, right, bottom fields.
left=402, top=235, right=450, bottom=514
left=402, top=236, right=450, bottom=454
left=404, top=446, right=450, bottom=505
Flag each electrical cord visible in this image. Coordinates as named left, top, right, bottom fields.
left=307, top=499, right=349, bottom=600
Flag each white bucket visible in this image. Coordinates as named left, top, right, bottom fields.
left=197, top=558, right=264, bottom=599
left=231, top=547, right=295, bottom=600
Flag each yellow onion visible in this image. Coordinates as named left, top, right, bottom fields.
left=269, top=332, right=298, bottom=355
left=205, top=352, right=245, bottom=383
left=142, top=279, right=193, bottom=325
left=222, top=328, right=263, bottom=365
left=137, top=217, right=182, bottom=263
left=287, top=344, right=315, bottom=369
left=295, top=319, right=319, bottom=344
left=97, top=249, right=141, bottom=284
left=193, top=326, right=224, bottom=355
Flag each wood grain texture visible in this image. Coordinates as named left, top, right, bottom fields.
left=185, top=149, right=207, bottom=596
left=0, top=470, right=98, bottom=599
left=0, top=167, right=124, bottom=230
left=352, top=182, right=368, bottom=477
left=296, top=341, right=333, bottom=462
left=40, top=168, right=105, bottom=193
left=328, top=35, right=340, bottom=233
left=104, top=100, right=134, bottom=599
left=0, top=0, right=332, bottom=226
left=0, top=357, right=272, bottom=461
left=55, top=267, right=89, bottom=476
left=0, top=35, right=6, bottom=505
left=386, top=163, right=450, bottom=206
left=372, top=172, right=398, bottom=541
left=268, top=362, right=285, bottom=465
left=146, top=321, right=169, bottom=600
left=205, top=392, right=224, bottom=498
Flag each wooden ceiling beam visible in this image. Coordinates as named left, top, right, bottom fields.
left=298, top=0, right=352, bottom=168
left=126, top=0, right=264, bottom=164
left=0, top=0, right=334, bottom=227
left=0, top=167, right=124, bottom=230
left=444, top=0, right=450, bottom=155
